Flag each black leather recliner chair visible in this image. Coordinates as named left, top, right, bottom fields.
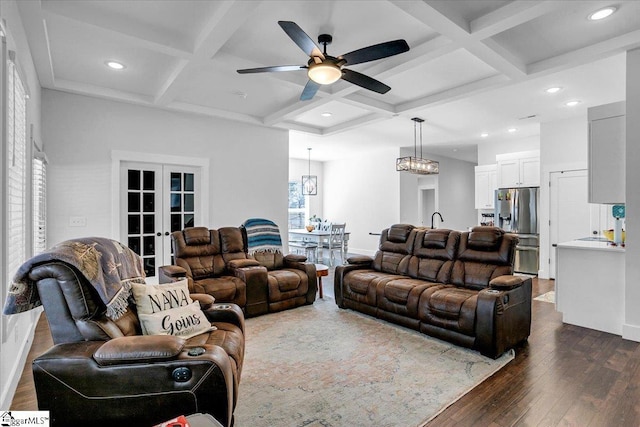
left=26, top=253, right=244, bottom=427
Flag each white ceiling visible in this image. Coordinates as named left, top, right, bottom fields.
left=17, top=1, right=639, bottom=162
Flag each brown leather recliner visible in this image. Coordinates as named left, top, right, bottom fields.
left=25, top=254, right=244, bottom=427
left=249, top=251, right=317, bottom=312
left=160, top=227, right=269, bottom=317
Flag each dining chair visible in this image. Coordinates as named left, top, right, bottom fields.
left=322, top=223, right=346, bottom=266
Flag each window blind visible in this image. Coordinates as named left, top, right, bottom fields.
left=6, top=55, right=27, bottom=287
left=33, top=153, right=47, bottom=255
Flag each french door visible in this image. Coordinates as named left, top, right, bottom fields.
left=120, top=162, right=200, bottom=278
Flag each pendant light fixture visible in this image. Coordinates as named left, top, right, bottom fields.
left=396, top=117, right=439, bottom=175
left=302, top=147, right=317, bottom=195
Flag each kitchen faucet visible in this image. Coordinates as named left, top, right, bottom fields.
left=431, top=212, right=444, bottom=229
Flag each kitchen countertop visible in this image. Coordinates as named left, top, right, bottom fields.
left=556, top=239, right=625, bottom=253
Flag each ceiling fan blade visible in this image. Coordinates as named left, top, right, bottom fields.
left=278, top=21, right=324, bottom=59
left=300, top=80, right=321, bottom=101
left=237, top=65, right=305, bottom=74
left=340, top=39, right=409, bottom=66
left=341, top=69, right=390, bottom=94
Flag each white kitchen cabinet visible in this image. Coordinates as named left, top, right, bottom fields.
left=496, top=150, right=540, bottom=188
left=588, top=102, right=625, bottom=204
left=475, top=164, right=497, bottom=209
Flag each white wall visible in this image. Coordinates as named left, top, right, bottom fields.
left=0, top=0, right=44, bottom=410
left=538, top=116, right=589, bottom=278
left=624, top=48, right=640, bottom=340
left=43, top=90, right=289, bottom=246
left=323, top=147, right=400, bottom=256
left=399, top=148, right=477, bottom=232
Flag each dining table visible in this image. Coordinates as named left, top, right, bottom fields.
left=288, top=228, right=350, bottom=259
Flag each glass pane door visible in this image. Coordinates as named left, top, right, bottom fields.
left=121, top=163, right=200, bottom=279
left=124, top=165, right=162, bottom=277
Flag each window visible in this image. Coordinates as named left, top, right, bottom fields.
left=288, top=180, right=305, bottom=229
left=32, top=152, right=47, bottom=255
left=5, top=53, right=28, bottom=296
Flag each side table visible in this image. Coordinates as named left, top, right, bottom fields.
left=315, top=263, right=329, bottom=299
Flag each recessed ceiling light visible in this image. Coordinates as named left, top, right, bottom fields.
left=545, top=87, right=562, bottom=94
left=105, top=60, right=125, bottom=70
left=480, top=132, right=489, bottom=138
left=321, top=112, right=332, bottom=117
left=588, top=6, right=616, bottom=21
left=508, top=128, right=517, bottom=133
left=565, top=100, right=581, bottom=107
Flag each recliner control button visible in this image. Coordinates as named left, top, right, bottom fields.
left=188, top=347, right=206, bottom=356
left=172, top=367, right=192, bottom=382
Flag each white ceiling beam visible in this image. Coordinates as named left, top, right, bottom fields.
left=264, top=96, right=333, bottom=126
left=470, top=1, right=569, bottom=39
left=527, top=29, right=640, bottom=75
left=340, top=93, right=396, bottom=115
left=390, top=0, right=527, bottom=80
left=396, top=73, right=510, bottom=113
left=40, top=1, right=193, bottom=59
left=167, top=101, right=263, bottom=125
left=322, top=113, right=391, bottom=136
left=15, top=1, right=55, bottom=87
left=54, top=79, right=155, bottom=105
left=153, top=0, right=262, bottom=105
left=274, top=121, right=323, bottom=135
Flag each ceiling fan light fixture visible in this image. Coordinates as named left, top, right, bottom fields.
left=308, top=62, right=342, bottom=85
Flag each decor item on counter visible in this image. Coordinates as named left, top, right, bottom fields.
left=602, top=229, right=626, bottom=243
left=396, top=117, right=439, bottom=175
left=234, top=298, right=513, bottom=427
left=302, top=147, right=317, bottom=195
left=305, top=224, right=315, bottom=232
left=612, top=204, right=625, bottom=244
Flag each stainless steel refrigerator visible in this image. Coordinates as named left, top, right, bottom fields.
left=494, top=187, right=539, bottom=275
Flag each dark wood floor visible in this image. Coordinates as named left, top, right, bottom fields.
left=11, top=277, right=640, bottom=426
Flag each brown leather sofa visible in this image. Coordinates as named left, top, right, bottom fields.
left=334, top=225, right=532, bottom=358
left=160, top=226, right=316, bottom=317
left=26, top=254, right=244, bottom=427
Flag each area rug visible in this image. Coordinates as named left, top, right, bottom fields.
left=534, top=290, right=555, bottom=303
left=234, top=298, right=514, bottom=427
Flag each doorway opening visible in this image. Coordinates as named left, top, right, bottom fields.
left=418, top=186, right=437, bottom=228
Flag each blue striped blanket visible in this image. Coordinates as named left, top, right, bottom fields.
left=243, top=218, right=283, bottom=255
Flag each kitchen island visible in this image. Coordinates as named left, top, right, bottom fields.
left=555, top=240, right=625, bottom=335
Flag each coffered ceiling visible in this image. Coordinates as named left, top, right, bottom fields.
left=17, top=1, right=640, bottom=161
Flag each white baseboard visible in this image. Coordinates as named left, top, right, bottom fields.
left=0, top=309, right=42, bottom=410
left=622, top=323, right=640, bottom=342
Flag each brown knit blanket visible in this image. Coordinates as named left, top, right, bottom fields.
left=3, top=237, right=146, bottom=320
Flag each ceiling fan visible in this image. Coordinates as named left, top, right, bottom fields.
left=237, top=21, right=410, bottom=101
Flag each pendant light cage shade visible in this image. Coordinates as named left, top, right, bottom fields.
left=396, top=117, right=439, bottom=175
left=302, top=148, right=317, bottom=196
left=395, top=156, right=439, bottom=174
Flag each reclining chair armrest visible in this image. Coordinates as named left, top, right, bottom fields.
left=284, top=254, right=307, bottom=263
left=203, top=303, right=246, bottom=333
left=34, top=341, right=236, bottom=427
left=346, top=255, right=374, bottom=266
left=159, top=265, right=187, bottom=283
left=334, top=262, right=372, bottom=307
left=228, top=259, right=261, bottom=269
left=191, top=293, right=216, bottom=310
left=475, top=278, right=533, bottom=358
left=94, top=335, right=185, bottom=366
left=489, top=275, right=525, bottom=290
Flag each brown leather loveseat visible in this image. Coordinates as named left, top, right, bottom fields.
left=160, top=226, right=316, bottom=317
left=334, top=225, right=532, bottom=358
